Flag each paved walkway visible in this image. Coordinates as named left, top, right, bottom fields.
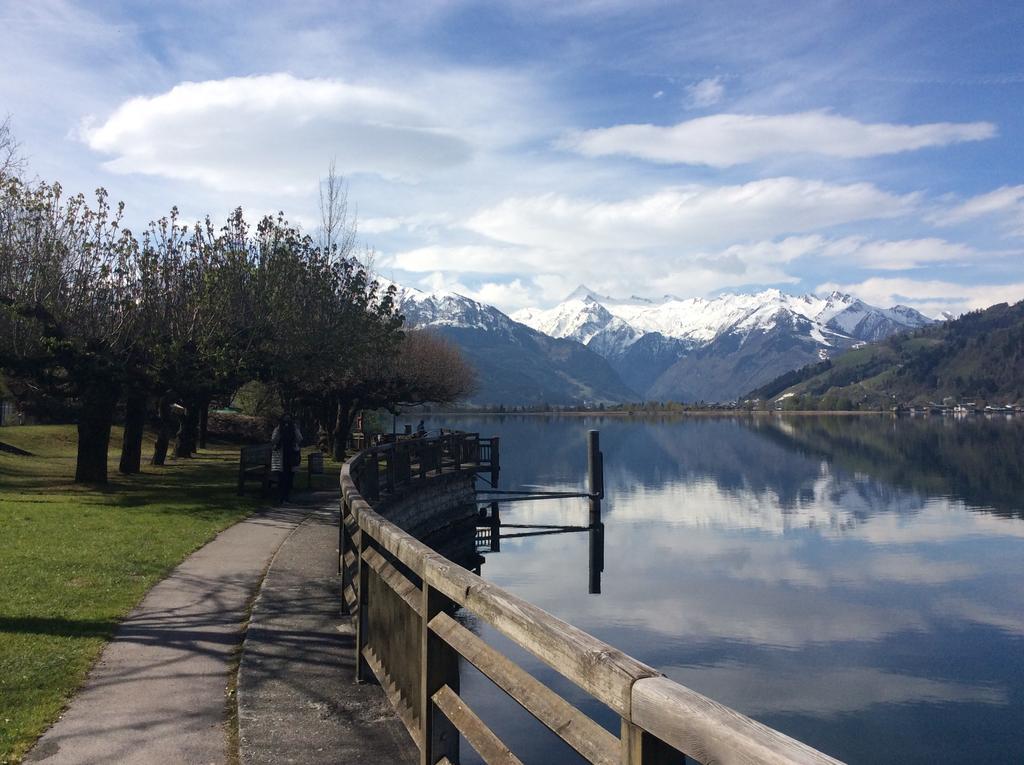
left=237, top=507, right=416, bottom=764
left=25, top=495, right=413, bottom=764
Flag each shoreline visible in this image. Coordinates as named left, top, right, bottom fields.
left=427, top=409, right=890, bottom=417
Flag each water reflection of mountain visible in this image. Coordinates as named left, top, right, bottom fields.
left=436, top=414, right=1024, bottom=527
left=450, top=415, right=913, bottom=517
left=455, top=415, right=826, bottom=498
left=751, top=416, right=1024, bottom=520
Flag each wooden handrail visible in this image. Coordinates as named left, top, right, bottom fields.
left=339, top=432, right=844, bottom=765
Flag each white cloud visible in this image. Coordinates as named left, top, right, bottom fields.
left=818, top=237, right=985, bottom=270
left=562, top=111, right=996, bottom=166
left=465, top=178, right=916, bottom=253
left=934, top=185, right=1024, bottom=236
left=668, top=664, right=1006, bottom=718
left=391, top=244, right=547, bottom=274
left=361, top=212, right=454, bottom=235
left=817, top=277, right=1024, bottom=317
left=82, top=73, right=479, bottom=192
left=394, top=190, right=989, bottom=305
left=685, top=76, right=724, bottom=108
left=416, top=272, right=536, bottom=313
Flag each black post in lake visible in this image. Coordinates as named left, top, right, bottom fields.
left=588, top=429, right=605, bottom=594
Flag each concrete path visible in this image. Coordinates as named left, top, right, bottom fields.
left=25, top=500, right=312, bottom=764
left=237, top=506, right=417, bottom=765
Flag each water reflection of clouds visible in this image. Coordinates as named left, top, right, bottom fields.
left=663, top=663, right=1008, bottom=718
left=490, top=512, right=1024, bottom=654
left=935, top=596, right=1024, bottom=637
left=501, top=468, right=1024, bottom=544
left=453, top=416, right=1024, bottom=760
left=489, top=532, right=929, bottom=648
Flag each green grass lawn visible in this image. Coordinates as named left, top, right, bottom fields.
left=0, top=425, right=340, bottom=764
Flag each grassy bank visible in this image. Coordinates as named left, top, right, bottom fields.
left=0, top=425, right=265, bottom=763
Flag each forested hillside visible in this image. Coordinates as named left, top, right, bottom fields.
left=746, top=301, right=1024, bottom=408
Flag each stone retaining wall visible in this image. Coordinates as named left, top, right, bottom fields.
left=374, top=470, right=479, bottom=567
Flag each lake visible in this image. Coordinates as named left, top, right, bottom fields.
left=418, top=413, right=1024, bottom=764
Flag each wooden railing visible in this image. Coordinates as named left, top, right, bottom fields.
left=339, top=432, right=843, bottom=765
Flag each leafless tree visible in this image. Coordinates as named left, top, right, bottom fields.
left=0, top=115, right=25, bottom=181
left=318, top=159, right=357, bottom=258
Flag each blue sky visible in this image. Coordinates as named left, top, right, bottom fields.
left=2, top=0, right=1023, bottom=316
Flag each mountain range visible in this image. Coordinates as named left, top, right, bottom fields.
left=393, top=281, right=933, bottom=405
left=748, top=299, right=1024, bottom=408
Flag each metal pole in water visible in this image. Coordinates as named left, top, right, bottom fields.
left=587, top=430, right=604, bottom=594
left=587, top=429, right=603, bottom=523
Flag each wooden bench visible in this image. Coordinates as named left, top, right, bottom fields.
left=237, top=444, right=276, bottom=496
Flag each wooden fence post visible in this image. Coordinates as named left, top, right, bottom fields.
left=621, top=720, right=685, bottom=764
left=420, top=582, right=460, bottom=765
left=489, top=436, right=500, bottom=488
left=386, top=448, right=396, bottom=494
left=339, top=497, right=347, bottom=579
left=355, top=527, right=372, bottom=683
left=364, top=456, right=380, bottom=501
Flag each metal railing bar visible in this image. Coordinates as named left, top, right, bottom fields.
left=473, top=495, right=591, bottom=503
left=477, top=489, right=591, bottom=497
left=500, top=529, right=595, bottom=540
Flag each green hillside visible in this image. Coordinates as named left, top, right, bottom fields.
left=746, top=301, right=1024, bottom=409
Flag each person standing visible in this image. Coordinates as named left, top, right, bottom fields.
left=271, top=413, right=302, bottom=503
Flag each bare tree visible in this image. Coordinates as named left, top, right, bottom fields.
left=317, top=159, right=357, bottom=258
left=0, top=115, right=25, bottom=181
left=329, top=329, right=477, bottom=455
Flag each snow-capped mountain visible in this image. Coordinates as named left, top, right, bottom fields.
left=512, top=286, right=933, bottom=401
left=391, top=282, right=516, bottom=335
left=391, top=283, right=637, bottom=405
left=513, top=286, right=930, bottom=353
left=387, top=279, right=933, bottom=404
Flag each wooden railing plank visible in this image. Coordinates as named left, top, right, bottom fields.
left=630, top=676, right=844, bottom=765
left=432, top=684, right=523, bottom=765
left=429, top=611, right=618, bottom=765
left=340, top=432, right=844, bottom=765
left=342, top=583, right=357, bottom=614
left=362, top=546, right=423, bottom=616
left=342, top=549, right=357, bottom=573
left=362, top=645, right=421, bottom=747
left=423, top=554, right=658, bottom=718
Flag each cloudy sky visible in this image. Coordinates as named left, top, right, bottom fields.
left=2, top=1, right=1023, bottom=316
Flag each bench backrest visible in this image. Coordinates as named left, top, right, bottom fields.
left=240, top=444, right=271, bottom=466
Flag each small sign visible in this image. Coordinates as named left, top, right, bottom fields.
left=308, top=451, right=324, bottom=475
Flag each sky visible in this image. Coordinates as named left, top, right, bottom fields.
left=2, top=0, right=1023, bottom=317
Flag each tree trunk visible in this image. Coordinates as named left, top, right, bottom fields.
left=118, top=390, right=147, bottom=474
left=75, top=383, right=120, bottom=484
left=333, top=398, right=358, bottom=461
left=175, top=400, right=199, bottom=458
left=198, top=397, right=210, bottom=449
left=151, top=395, right=173, bottom=466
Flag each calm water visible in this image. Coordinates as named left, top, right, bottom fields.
left=418, top=414, right=1024, bottom=764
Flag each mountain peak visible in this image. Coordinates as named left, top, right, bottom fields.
left=565, top=284, right=603, bottom=301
